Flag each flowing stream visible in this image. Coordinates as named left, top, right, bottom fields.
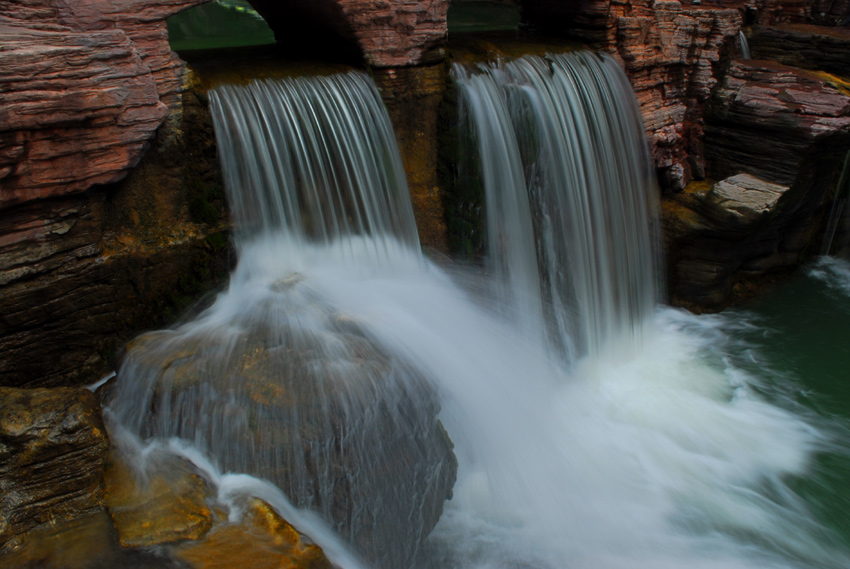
left=107, top=55, right=850, bottom=569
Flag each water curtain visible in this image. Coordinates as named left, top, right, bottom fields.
left=209, top=72, right=420, bottom=253
left=108, top=71, right=454, bottom=569
left=454, top=51, right=660, bottom=362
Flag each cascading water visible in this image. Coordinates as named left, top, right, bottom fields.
left=210, top=74, right=419, bottom=250
left=738, top=30, right=752, bottom=60
left=104, top=54, right=850, bottom=569
left=107, top=72, right=457, bottom=569
left=454, top=52, right=659, bottom=362
left=821, top=149, right=850, bottom=256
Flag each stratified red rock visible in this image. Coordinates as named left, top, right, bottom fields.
left=704, top=59, right=850, bottom=186
left=0, top=0, right=205, bottom=205
left=751, top=23, right=850, bottom=77
left=0, top=1, right=231, bottom=389
left=664, top=62, right=850, bottom=309
left=0, top=24, right=167, bottom=207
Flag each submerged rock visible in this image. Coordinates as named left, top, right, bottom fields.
left=0, top=387, right=109, bottom=553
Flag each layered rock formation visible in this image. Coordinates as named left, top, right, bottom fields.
left=0, top=387, right=109, bottom=553
left=0, top=0, right=205, bottom=203
left=1, top=0, right=231, bottom=389
left=666, top=59, right=850, bottom=308
left=750, top=23, right=850, bottom=76
left=704, top=59, right=850, bottom=185
left=0, top=84, right=230, bottom=389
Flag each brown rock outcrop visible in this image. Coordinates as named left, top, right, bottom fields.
left=0, top=23, right=167, bottom=206
left=104, top=450, right=215, bottom=547
left=704, top=59, right=850, bottom=186
left=0, top=386, right=109, bottom=553
left=0, top=82, right=231, bottom=389
left=662, top=173, right=825, bottom=309
left=0, top=0, right=205, bottom=204
left=1, top=2, right=232, bottom=389
left=750, top=23, right=850, bottom=77
left=174, top=498, right=333, bottom=569
left=664, top=62, right=850, bottom=308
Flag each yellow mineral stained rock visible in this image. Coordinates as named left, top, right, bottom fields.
left=104, top=450, right=214, bottom=547
left=174, top=498, right=333, bottom=569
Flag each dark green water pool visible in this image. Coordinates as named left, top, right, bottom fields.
left=721, top=257, right=850, bottom=552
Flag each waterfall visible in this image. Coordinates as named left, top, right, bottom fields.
left=821, top=149, right=850, bottom=256
left=454, top=52, right=659, bottom=362
left=107, top=72, right=455, bottom=569
left=209, top=73, right=420, bottom=252
left=104, top=59, right=850, bottom=569
left=738, top=30, right=752, bottom=59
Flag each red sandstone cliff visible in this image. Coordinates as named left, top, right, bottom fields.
left=0, top=0, right=205, bottom=204
left=0, top=0, right=227, bottom=389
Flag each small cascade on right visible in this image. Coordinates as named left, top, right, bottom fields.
left=738, top=30, right=752, bottom=59
left=454, top=51, right=659, bottom=363
left=821, top=149, right=850, bottom=256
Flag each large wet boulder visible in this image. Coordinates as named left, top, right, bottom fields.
left=107, top=279, right=457, bottom=569
left=0, top=387, right=110, bottom=553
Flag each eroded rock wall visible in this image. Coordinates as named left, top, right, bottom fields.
left=1, top=1, right=232, bottom=389
left=0, top=386, right=109, bottom=553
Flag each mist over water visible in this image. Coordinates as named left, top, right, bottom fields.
left=107, top=61, right=850, bottom=569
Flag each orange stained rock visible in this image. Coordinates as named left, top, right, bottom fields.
left=174, top=498, right=333, bottom=569
left=104, top=450, right=215, bottom=547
